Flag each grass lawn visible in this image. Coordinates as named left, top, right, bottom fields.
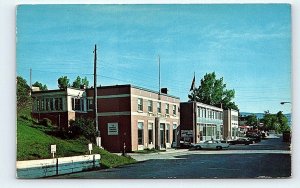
left=17, top=106, right=136, bottom=169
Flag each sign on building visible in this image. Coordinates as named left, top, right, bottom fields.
left=107, top=123, right=119, bottom=135
left=181, top=130, right=193, bottom=138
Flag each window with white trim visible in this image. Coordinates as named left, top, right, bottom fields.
left=166, top=103, right=169, bottom=114
left=173, top=105, right=177, bottom=115
left=148, top=100, right=153, bottom=112
left=157, top=102, right=161, bottom=113
left=138, top=98, right=143, bottom=111
left=148, top=123, right=153, bottom=144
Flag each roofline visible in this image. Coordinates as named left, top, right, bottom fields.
left=180, top=101, right=223, bottom=110
left=86, top=84, right=180, bottom=99
left=31, top=87, right=85, bottom=94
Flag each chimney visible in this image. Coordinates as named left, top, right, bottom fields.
left=161, top=88, right=168, bottom=94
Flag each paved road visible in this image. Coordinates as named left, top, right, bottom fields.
left=54, top=137, right=291, bottom=179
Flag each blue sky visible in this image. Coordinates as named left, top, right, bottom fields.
left=16, top=4, right=291, bottom=114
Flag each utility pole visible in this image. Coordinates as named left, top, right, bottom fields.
left=30, top=68, right=32, bottom=95
left=158, top=55, right=161, bottom=100
left=93, top=44, right=101, bottom=147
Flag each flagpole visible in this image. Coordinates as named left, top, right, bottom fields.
left=192, top=72, right=196, bottom=144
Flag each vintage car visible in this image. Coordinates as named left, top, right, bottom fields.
left=228, top=138, right=254, bottom=145
left=190, top=140, right=230, bottom=150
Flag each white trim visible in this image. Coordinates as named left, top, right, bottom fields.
left=97, top=112, right=130, bottom=116
left=147, top=120, right=155, bottom=123
left=137, top=120, right=145, bottom=123
left=87, top=94, right=130, bottom=99
left=131, top=94, right=179, bottom=105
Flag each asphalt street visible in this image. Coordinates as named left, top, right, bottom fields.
left=54, top=136, right=291, bottom=179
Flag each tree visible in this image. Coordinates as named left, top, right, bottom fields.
left=69, top=118, right=97, bottom=143
left=188, top=72, right=238, bottom=110
left=72, top=76, right=89, bottom=89
left=58, top=76, right=70, bottom=89
left=32, top=81, right=48, bottom=91
left=17, top=76, right=31, bottom=111
left=261, top=111, right=290, bottom=133
left=245, top=114, right=258, bottom=128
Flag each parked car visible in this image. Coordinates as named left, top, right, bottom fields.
left=247, top=136, right=261, bottom=143
left=228, top=138, right=254, bottom=145
left=190, top=140, right=229, bottom=150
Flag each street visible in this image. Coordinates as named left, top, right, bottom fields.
left=54, top=136, right=291, bottom=179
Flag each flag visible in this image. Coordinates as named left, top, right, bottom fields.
left=190, top=75, right=195, bottom=91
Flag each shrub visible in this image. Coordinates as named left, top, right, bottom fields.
left=39, top=118, right=52, bottom=127
left=68, top=118, right=97, bottom=143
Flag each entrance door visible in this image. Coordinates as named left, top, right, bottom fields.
left=160, top=123, right=165, bottom=149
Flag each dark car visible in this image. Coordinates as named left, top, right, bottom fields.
left=228, top=138, right=254, bottom=145
left=247, top=135, right=261, bottom=143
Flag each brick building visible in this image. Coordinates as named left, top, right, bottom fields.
left=223, top=109, right=239, bottom=140
left=180, top=102, right=223, bottom=143
left=31, top=85, right=180, bottom=153
left=31, top=88, right=87, bottom=129
left=85, top=85, right=180, bottom=152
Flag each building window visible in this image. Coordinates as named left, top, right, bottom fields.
left=36, top=99, right=40, bottom=111
left=166, top=124, right=170, bottom=143
left=41, top=99, right=45, bottom=111
left=203, top=125, right=206, bottom=136
left=148, top=100, right=153, bottom=112
left=138, top=98, right=143, bottom=111
left=166, top=104, right=169, bottom=114
left=148, top=123, right=153, bottom=144
left=45, top=98, right=51, bottom=111
left=72, top=98, right=81, bottom=111
left=197, top=107, right=201, bottom=117
left=54, top=98, right=62, bottom=111
left=157, top=102, right=161, bottom=113
left=87, top=99, right=94, bottom=110
left=173, top=105, right=177, bottom=115
left=138, top=122, right=144, bottom=145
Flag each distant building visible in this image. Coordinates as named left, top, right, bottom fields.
left=180, top=102, right=223, bottom=143
left=223, top=109, right=239, bottom=140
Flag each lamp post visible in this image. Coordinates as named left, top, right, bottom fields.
left=280, top=102, right=291, bottom=105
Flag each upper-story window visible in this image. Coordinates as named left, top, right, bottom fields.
left=173, top=105, right=177, bottom=116
left=197, top=106, right=201, bottom=117
left=72, top=98, right=84, bottom=111
left=87, top=98, right=94, bottom=110
left=166, top=103, right=169, bottom=114
left=138, top=98, right=143, bottom=111
left=157, top=102, right=161, bottom=113
left=148, top=100, right=153, bottom=112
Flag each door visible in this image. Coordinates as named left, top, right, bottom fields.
left=160, top=123, right=165, bottom=149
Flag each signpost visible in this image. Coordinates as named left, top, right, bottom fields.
left=88, top=143, right=93, bottom=155
left=51, top=145, right=56, bottom=158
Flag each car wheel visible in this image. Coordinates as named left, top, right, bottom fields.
left=216, top=146, right=222, bottom=150
left=196, top=146, right=202, bottom=150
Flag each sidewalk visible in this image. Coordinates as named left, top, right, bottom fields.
left=114, top=148, right=189, bottom=157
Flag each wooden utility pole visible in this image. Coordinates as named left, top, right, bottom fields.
left=158, top=55, right=161, bottom=100
left=93, top=44, right=100, bottom=146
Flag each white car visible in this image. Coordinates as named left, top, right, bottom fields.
left=190, top=140, right=230, bottom=150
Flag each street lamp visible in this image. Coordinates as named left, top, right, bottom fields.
left=280, top=102, right=291, bottom=105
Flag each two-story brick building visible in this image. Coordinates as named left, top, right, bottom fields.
left=31, top=85, right=180, bottom=153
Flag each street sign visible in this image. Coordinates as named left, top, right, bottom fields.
left=88, top=143, right=92, bottom=154
left=51, top=145, right=56, bottom=153
left=50, top=145, right=56, bottom=158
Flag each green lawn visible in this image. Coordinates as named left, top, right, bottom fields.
left=17, top=106, right=136, bottom=169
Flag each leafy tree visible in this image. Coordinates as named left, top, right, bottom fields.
left=188, top=72, right=238, bottom=110
left=32, top=81, right=48, bottom=91
left=261, top=111, right=290, bottom=133
left=69, top=118, right=97, bottom=143
left=72, top=76, right=89, bottom=89
left=58, top=76, right=70, bottom=89
left=17, top=76, right=31, bottom=111
left=245, top=114, right=258, bottom=128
